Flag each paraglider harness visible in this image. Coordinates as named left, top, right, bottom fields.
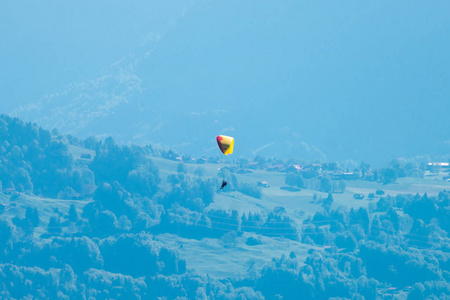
left=220, top=179, right=227, bottom=190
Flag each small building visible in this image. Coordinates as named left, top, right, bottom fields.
left=258, top=181, right=270, bottom=188
left=427, top=162, right=450, bottom=171
left=353, top=193, right=365, bottom=200
left=197, top=158, right=207, bottom=164
left=287, top=165, right=302, bottom=173
left=343, top=172, right=360, bottom=180
left=186, top=158, right=197, bottom=164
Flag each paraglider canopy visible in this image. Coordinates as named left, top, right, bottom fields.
left=216, top=135, right=234, bottom=155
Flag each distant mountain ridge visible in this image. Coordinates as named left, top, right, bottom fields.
left=8, top=0, right=450, bottom=164
left=12, top=66, right=140, bottom=137
left=12, top=77, right=326, bottom=162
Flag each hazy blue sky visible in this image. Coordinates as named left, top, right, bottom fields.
left=1, top=0, right=449, bottom=164
left=1, top=4, right=450, bottom=298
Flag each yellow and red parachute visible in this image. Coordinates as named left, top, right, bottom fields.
left=216, top=135, right=234, bottom=155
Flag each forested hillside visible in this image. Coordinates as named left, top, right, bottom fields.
left=0, top=114, right=449, bottom=299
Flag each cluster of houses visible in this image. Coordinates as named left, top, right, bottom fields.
left=427, top=162, right=450, bottom=173
left=161, top=149, right=450, bottom=185
left=427, top=162, right=450, bottom=169
left=241, top=161, right=371, bottom=181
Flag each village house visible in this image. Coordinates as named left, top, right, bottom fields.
left=197, top=158, right=207, bottom=164
left=258, top=181, right=270, bottom=188
left=286, top=164, right=302, bottom=173
left=427, top=162, right=449, bottom=171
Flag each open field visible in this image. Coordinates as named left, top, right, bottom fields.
left=148, top=157, right=450, bottom=279
left=152, top=156, right=450, bottom=221
left=156, top=232, right=318, bottom=278
left=0, top=192, right=91, bottom=237
left=345, top=176, right=450, bottom=196
left=2, top=154, right=449, bottom=282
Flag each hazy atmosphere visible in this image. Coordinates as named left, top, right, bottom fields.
left=1, top=1, right=449, bottom=299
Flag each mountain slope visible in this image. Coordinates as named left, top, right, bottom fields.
left=8, top=0, right=450, bottom=164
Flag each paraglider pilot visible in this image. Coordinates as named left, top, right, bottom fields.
left=216, top=135, right=233, bottom=190
left=220, top=180, right=227, bottom=190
